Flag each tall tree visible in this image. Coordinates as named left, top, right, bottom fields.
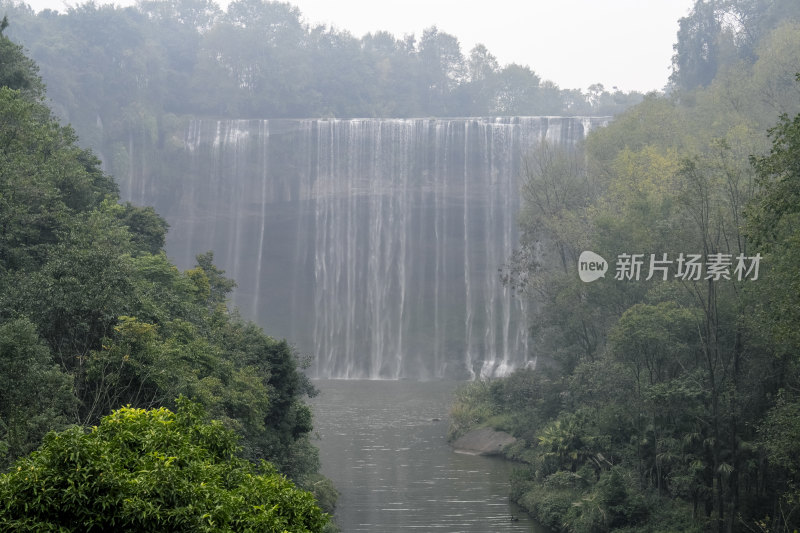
left=0, top=16, right=44, bottom=99
left=418, top=26, right=466, bottom=115
left=671, top=0, right=725, bottom=91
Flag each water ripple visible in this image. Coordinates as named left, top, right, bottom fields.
left=310, top=380, right=545, bottom=532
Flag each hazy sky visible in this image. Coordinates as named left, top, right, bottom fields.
left=20, top=0, right=697, bottom=93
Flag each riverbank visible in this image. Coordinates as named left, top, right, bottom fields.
left=447, top=374, right=705, bottom=533
left=450, top=426, right=517, bottom=456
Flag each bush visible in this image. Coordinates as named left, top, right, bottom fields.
left=0, top=399, right=328, bottom=532
left=564, top=467, right=648, bottom=532
left=447, top=380, right=494, bottom=441
left=515, top=480, right=579, bottom=531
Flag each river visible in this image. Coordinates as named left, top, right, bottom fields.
left=309, top=380, right=546, bottom=532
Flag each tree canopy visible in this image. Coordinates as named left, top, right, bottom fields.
left=0, top=399, right=328, bottom=532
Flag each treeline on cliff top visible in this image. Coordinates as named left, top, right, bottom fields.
left=0, top=0, right=644, bottom=123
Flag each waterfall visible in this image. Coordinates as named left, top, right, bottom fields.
left=157, top=116, right=609, bottom=379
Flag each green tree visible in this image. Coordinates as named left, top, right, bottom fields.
left=494, top=64, right=542, bottom=115
left=0, top=399, right=329, bottom=532
left=360, top=30, right=422, bottom=116
left=747, top=97, right=800, bottom=532
left=0, top=318, right=74, bottom=468
left=418, top=26, right=466, bottom=115
left=117, top=202, right=169, bottom=255
left=747, top=102, right=800, bottom=353
left=760, top=393, right=800, bottom=527
left=0, top=16, right=44, bottom=99
left=464, top=43, right=499, bottom=115
left=194, top=250, right=237, bottom=310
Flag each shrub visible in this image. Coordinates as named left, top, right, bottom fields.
left=0, top=398, right=328, bottom=532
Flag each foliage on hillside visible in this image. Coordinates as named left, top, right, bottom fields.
left=453, top=1, right=800, bottom=532
left=0, top=399, right=328, bottom=532
left=0, top=19, right=337, bottom=528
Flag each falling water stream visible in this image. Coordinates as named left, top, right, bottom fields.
left=148, top=116, right=609, bottom=379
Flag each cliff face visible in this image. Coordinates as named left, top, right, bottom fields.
left=123, top=116, right=610, bottom=379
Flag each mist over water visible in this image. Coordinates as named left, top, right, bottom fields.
left=144, top=116, right=608, bottom=379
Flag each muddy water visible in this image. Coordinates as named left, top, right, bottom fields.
left=310, top=380, right=545, bottom=532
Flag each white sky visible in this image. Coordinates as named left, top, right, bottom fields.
left=20, top=0, right=697, bottom=93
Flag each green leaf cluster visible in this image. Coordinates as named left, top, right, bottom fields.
left=0, top=399, right=328, bottom=532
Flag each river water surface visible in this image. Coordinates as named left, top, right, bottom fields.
left=310, top=380, right=545, bottom=532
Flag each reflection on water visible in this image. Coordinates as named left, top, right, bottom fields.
left=310, top=380, right=544, bottom=532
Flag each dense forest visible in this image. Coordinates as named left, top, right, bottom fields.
left=0, top=15, right=334, bottom=531
left=449, top=0, right=800, bottom=532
